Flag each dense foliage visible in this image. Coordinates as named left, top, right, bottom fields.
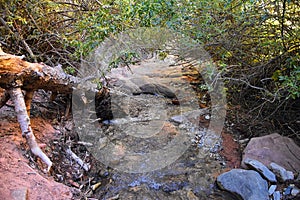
left=0, top=0, right=299, bottom=139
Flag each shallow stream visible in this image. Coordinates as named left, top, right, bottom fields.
left=73, top=58, right=229, bottom=199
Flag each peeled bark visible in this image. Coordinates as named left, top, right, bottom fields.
left=24, top=90, right=34, bottom=116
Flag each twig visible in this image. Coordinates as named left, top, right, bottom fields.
left=222, top=77, right=270, bottom=93
left=53, top=1, right=89, bottom=10
left=76, top=141, right=93, bottom=147
left=66, top=148, right=90, bottom=171
left=0, top=17, right=37, bottom=62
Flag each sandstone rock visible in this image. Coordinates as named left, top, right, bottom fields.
left=242, top=133, right=300, bottom=173
left=270, top=162, right=294, bottom=182
left=244, top=158, right=277, bottom=182
left=217, top=169, right=269, bottom=200
left=170, top=115, right=186, bottom=124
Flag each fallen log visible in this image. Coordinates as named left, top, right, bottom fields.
left=0, top=49, right=79, bottom=94
left=0, top=47, right=88, bottom=172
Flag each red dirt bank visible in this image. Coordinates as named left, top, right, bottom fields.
left=0, top=117, right=72, bottom=200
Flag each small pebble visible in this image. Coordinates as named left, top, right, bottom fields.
left=286, top=171, right=294, bottom=180
left=284, top=186, right=293, bottom=195
left=273, top=191, right=281, bottom=200
left=291, top=187, right=300, bottom=196
left=268, top=185, right=277, bottom=195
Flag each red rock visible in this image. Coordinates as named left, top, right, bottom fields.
left=0, top=138, right=72, bottom=200
left=242, top=133, right=300, bottom=173
left=0, top=116, right=72, bottom=200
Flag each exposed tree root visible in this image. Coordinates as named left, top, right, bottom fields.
left=8, top=88, right=52, bottom=171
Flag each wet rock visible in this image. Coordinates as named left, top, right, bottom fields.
left=273, top=191, right=281, bottom=200
left=268, top=185, right=277, bottom=195
left=243, top=158, right=277, bottom=183
left=270, top=162, right=294, bottom=182
left=217, top=169, right=269, bottom=200
left=242, top=133, right=300, bottom=173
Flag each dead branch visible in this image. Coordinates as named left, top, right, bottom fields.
left=0, top=50, right=79, bottom=93
left=66, top=148, right=90, bottom=171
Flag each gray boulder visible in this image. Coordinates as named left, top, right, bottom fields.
left=217, top=169, right=269, bottom=200
left=242, top=133, right=300, bottom=173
